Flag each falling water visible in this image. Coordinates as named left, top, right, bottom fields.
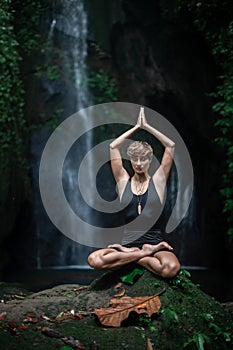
left=35, top=0, right=94, bottom=269
left=48, top=19, right=56, bottom=40
left=53, top=0, right=92, bottom=109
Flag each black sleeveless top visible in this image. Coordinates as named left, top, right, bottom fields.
left=120, top=179, right=164, bottom=245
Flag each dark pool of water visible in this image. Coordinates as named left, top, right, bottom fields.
left=4, top=266, right=233, bottom=302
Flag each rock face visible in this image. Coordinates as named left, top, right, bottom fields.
left=1, top=0, right=232, bottom=299
left=0, top=268, right=232, bottom=349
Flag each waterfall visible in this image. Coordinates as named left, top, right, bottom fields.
left=53, top=0, right=92, bottom=109
left=33, top=0, right=94, bottom=269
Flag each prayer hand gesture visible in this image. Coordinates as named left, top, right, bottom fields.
left=136, top=106, right=149, bottom=128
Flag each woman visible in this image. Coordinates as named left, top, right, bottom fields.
left=88, top=107, right=180, bottom=278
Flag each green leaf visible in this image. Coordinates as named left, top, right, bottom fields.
left=162, top=308, right=179, bottom=324
left=196, top=333, right=205, bottom=350
left=120, top=268, right=144, bottom=285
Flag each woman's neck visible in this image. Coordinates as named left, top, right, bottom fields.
left=133, top=173, right=150, bottom=183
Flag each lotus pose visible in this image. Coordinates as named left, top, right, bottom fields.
left=88, top=107, right=180, bottom=278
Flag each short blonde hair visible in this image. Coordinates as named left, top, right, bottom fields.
left=127, top=141, right=153, bottom=160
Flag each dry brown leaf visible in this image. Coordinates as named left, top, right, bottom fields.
left=114, top=282, right=122, bottom=289
left=114, top=288, right=126, bottom=297
left=147, top=338, right=153, bottom=350
left=62, top=336, right=85, bottom=349
left=74, top=286, right=89, bottom=294
left=41, top=327, right=62, bottom=338
left=7, top=320, right=19, bottom=335
left=0, top=312, right=7, bottom=321
left=25, top=312, right=37, bottom=318
left=40, top=313, right=52, bottom=322
left=19, top=325, right=28, bottom=330
left=94, top=293, right=161, bottom=327
left=23, top=317, right=38, bottom=324
left=55, top=310, right=83, bottom=322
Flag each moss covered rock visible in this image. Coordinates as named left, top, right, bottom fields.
left=0, top=268, right=232, bottom=349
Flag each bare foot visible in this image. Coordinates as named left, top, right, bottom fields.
left=107, top=243, right=140, bottom=252
left=142, top=241, right=173, bottom=255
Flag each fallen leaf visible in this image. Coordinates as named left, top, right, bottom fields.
left=25, top=312, right=37, bottom=318
left=19, top=325, right=28, bottom=330
left=0, top=312, right=7, bottom=321
left=23, top=317, right=38, bottom=324
left=114, top=288, right=126, bottom=297
left=55, top=311, right=83, bottom=322
left=114, top=282, right=122, bottom=289
left=40, top=313, right=53, bottom=322
left=94, top=293, right=161, bottom=327
left=62, top=336, right=85, bottom=349
left=14, top=294, right=25, bottom=300
left=7, top=320, right=19, bottom=335
left=41, top=327, right=62, bottom=338
left=73, top=313, right=84, bottom=320
left=147, top=338, right=153, bottom=350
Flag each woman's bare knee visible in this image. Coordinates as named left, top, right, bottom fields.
left=88, top=252, right=104, bottom=270
left=161, top=260, right=181, bottom=278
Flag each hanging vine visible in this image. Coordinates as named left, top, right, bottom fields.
left=0, top=0, right=46, bottom=199
left=0, top=0, right=26, bottom=196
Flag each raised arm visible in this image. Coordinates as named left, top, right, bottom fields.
left=110, top=110, right=143, bottom=183
left=140, top=107, right=175, bottom=203
left=141, top=107, right=175, bottom=181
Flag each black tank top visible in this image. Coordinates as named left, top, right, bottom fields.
left=120, top=178, right=163, bottom=231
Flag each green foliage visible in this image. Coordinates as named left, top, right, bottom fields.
left=160, top=308, right=179, bottom=324
left=88, top=68, right=118, bottom=104
left=184, top=332, right=211, bottom=350
left=120, top=267, right=144, bottom=285
left=138, top=314, right=156, bottom=332
left=0, top=0, right=46, bottom=197
left=168, top=269, right=192, bottom=289
left=88, top=42, right=118, bottom=103
left=203, top=312, right=231, bottom=343
left=0, top=0, right=27, bottom=193
left=11, top=0, right=45, bottom=52
left=90, top=42, right=110, bottom=59
left=35, top=64, right=61, bottom=81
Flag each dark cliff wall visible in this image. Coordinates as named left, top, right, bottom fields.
left=89, top=0, right=225, bottom=265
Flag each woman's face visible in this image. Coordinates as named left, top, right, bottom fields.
left=130, top=155, right=151, bottom=174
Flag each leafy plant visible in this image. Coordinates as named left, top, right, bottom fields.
left=120, top=268, right=144, bottom=285
left=168, top=269, right=192, bottom=289
left=88, top=68, right=118, bottom=103
left=184, top=332, right=211, bottom=350
left=35, top=64, right=61, bottom=81
left=138, top=314, right=157, bottom=332
left=0, top=0, right=27, bottom=194
left=209, top=323, right=231, bottom=342
left=160, top=308, right=179, bottom=324
left=90, top=42, right=110, bottom=59
left=203, top=312, right=231, bottom=343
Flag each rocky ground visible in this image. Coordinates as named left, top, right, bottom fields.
left=0, top=266, right=232, bottom=350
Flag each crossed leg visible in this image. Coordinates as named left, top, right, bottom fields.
left=137, top=249, right=180, bottom=278
left=88, top=242, right=180, bottom=278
